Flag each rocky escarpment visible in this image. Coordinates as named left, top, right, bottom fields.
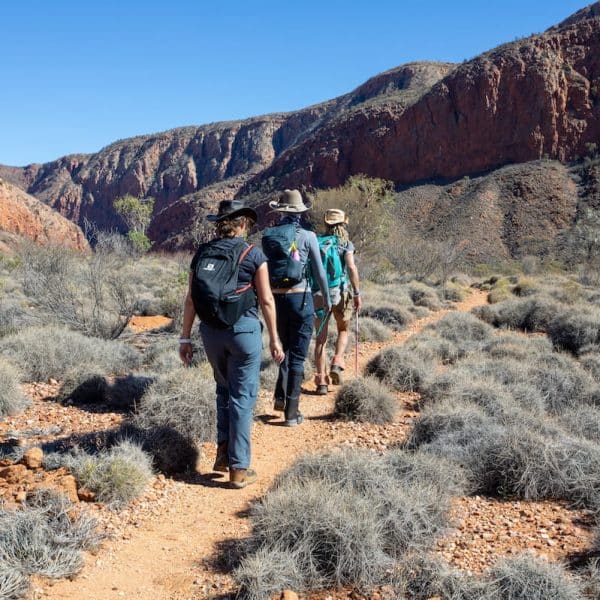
left=0, top=62, right=453, bottom=243
left=0, top=178, right=89, bottom=252
left=243, top=4, right=600, bottom=192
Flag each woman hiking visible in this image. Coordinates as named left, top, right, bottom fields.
left=262, top=189, right=331, bottom=426
left=179, top=199, right=284, bottom=489
left=313, top=208, right=362, bottom=394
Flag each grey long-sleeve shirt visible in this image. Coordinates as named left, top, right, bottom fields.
left=278, top=216, right=331, bottom=309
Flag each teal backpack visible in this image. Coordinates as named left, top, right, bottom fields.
left=308, top=234, right=345, bottom=291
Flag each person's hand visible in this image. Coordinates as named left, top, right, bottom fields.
left=270, top=338, right=285, bottom=364
left=353, top=294, right=362, bottom=312
left=179, top=342, right=193, bottom=366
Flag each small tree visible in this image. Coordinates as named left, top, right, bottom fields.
left=113, top=195, right=155, bottom=252
left=571, top=208, right=600, bottom=284
left=307, top=175, right=395, bottom=261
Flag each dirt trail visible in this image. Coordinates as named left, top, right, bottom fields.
left=40, top=291, right=488, bottom=600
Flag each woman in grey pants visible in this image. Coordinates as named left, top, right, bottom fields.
left=180, top=199, right=284, bottom=489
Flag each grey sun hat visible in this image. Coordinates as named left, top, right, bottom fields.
left=268, top=189, right=311, bottom=213
left=206, top=199, right=258, bottom=222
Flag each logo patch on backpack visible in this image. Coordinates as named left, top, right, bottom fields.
left=191, top=240, right=255, bottom=329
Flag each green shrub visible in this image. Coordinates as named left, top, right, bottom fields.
left=0, top=358, right=30, bottom=417
left=404, top=332, right=462, bottom=364
left=0, top=325, right=141, bottom=382
left=334, top=377, right=397, bottom=424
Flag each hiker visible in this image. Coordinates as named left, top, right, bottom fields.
left=179, top=199, right=284, bottom=489
left=262, top=189, right=331, bottom=426
left=312, top=208, right=362, bottom=394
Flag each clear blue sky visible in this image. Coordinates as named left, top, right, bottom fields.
left=0, top=0, right=588, bottom=166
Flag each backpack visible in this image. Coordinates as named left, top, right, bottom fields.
left=307, top=234, right=345, bottom=291
left=261, top=223, right=305, bottom=288
left=190, top=239, right=256, bottom=329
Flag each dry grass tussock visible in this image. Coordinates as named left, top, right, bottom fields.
left=334, top=376, right=397, bottom=424
left=0, top=325, right=141, bottom=382
left=0, top=489, right=103, bottom=592
left=55, top=441, right=154, bottom=508
left=235, top=448, right=463, bottom=598
left=0, top=357, right=29, bottom=417
left=134, top=368, right=216, bottom=443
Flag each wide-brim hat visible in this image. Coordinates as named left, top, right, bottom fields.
left=268, top=189, right=311, bottom=213
left=207, top=199, right=257, bottom=222
left=324, top=208, right=348, bottom=225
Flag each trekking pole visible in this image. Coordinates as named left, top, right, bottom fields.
left=354, top=308, right=359, bottom=377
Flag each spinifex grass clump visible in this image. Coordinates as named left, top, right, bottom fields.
left=548, top=308, right=600, bottom=355
left=234, top=448, right=463, bottom=598
left=66, top=441, right=154, bottom=508
left=334, top=376, right=397, bottom=424
left=0, top=489, right=103, bottom=589
left=0, top=325, right=141, bottom=382
left=490, top=553, right=585, bottom=600
left=361, top=305, right=414, bottom=331
left=0, top=358, right=29, bottom=417
left=365, top=346, right=433, bottom=393
left=355, top=316, right=393, bottom=342
left=134, top=368, right=216, bottom=442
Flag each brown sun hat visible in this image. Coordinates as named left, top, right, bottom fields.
left=268, top=189, right=311, bottom=213
left=324, top=208, right=348, bottom=225
left=206, top=199, right=257, bottom=222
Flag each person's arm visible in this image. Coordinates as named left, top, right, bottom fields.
left=307, top=233, right=331, bottom=310
left=345, top=251, right=362, bottom=311
left=254, top=263, right=285, bottom=363
left=179, top=273, right=196, bottom=366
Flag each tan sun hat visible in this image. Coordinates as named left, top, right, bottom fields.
left=269, top=189, right=311, bottom=213
left=324, top=208, right=348, bottom=225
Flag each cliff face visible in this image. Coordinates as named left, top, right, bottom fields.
left=244, top=8, right=600, bottom=192
left=0, top=178, right=89, bottom=252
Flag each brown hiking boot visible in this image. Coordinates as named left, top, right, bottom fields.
left=228, top=468, right=257, bottom=489
left=213, top=441, right=228, bottom=472
left=273, top=397, right=285, bottom=412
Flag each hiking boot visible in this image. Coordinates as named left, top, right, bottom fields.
left=316, top=384, right=328, bottom=395
left=273, top=397, right=285, bottom=412
left=284, top=414, right=304, bottom=427
left=330, top=364, right=344, bottom=385
left=212, top=441, right=228, bottom=472
left=229, top=468, right=257, bottom=489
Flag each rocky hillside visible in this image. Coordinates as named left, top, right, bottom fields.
left=393, top=160, right=581, bottom=262
left=0, top=178, right=89, bottom=252
left=244, top=3, right=600, bottom=192
left=0, top=62, right=452, bottom=241
left=1, top=2, right=599, bottom=256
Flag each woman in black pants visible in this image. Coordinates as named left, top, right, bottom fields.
left=262, top=190, right=330, bottom=426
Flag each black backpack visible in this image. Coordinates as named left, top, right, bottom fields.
left=261, top=223, right=305, bottom=288
left=190, top=239, right=256, bottom=329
